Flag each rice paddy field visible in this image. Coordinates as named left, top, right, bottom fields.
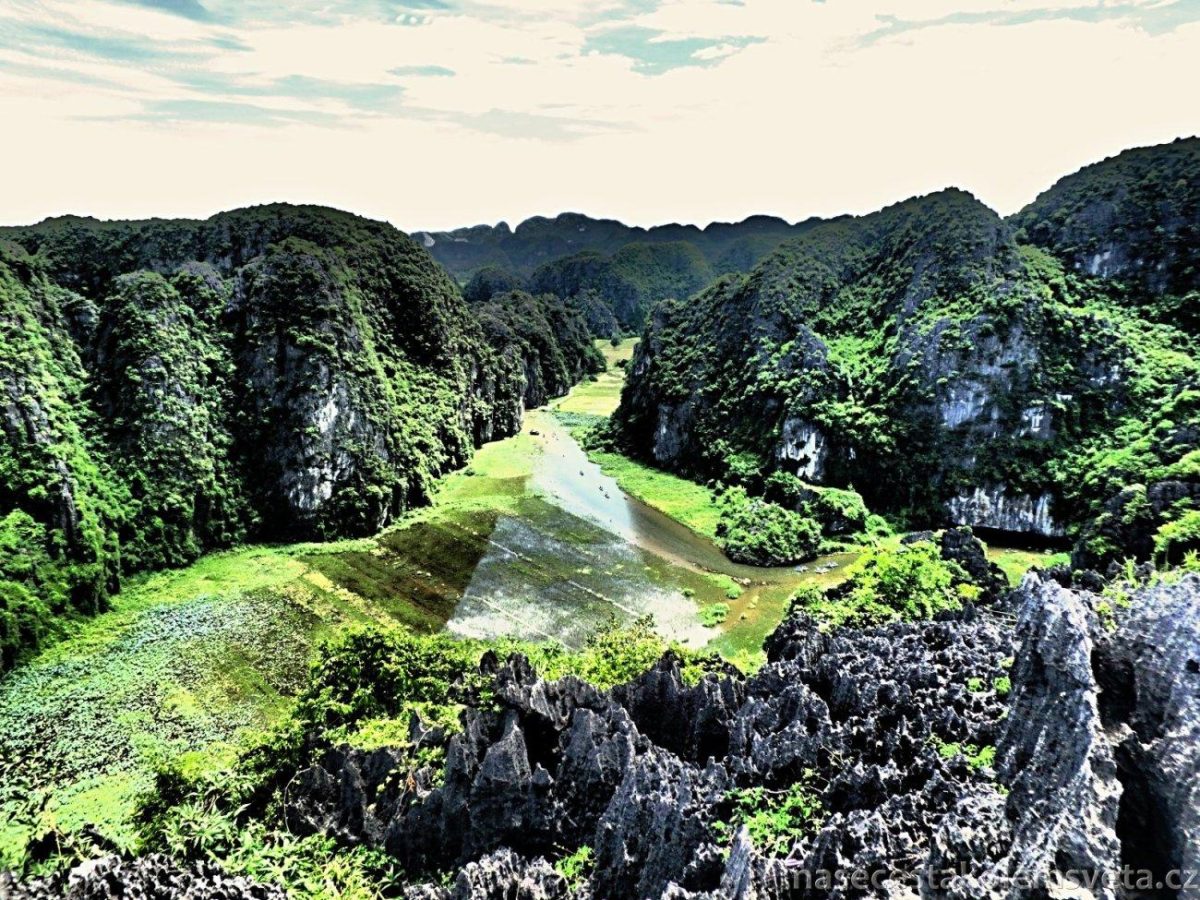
left=0, top=338, right=1054, bottom=865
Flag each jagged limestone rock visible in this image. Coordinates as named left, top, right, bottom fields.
left=0, top=855, right=284, bottom=900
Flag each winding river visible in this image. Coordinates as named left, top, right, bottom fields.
left=445, top=407, right=857, bottom=651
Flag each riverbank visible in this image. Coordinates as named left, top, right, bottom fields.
left=0, top=339, right=1060, bottom=867
left=0, top=347, right=815, bottom=862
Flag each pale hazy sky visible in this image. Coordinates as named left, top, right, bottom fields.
left=1, top=0, right=1197, bottom=232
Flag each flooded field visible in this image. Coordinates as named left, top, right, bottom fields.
left=0, top=339, right=1055, bottom=857
left=441, top=406, right=858, bottom=656
left=407, top=337, right=868, bottom=663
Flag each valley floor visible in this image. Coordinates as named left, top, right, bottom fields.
left=0, top=339, right=1057, bottom=866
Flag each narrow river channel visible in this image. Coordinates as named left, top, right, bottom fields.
left=445, top=406, right=857, bottom=651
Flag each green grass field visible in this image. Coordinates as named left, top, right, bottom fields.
left=0, top=336, right=1062, bottom=867
left=0, top=542, right=444, bottom=866
left=589, top=451, right=724, bottom=540
left=555, top=338, right=638, bottom=417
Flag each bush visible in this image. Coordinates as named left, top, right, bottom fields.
left=808, top=487, right=868, bottom=536
left=712, top=779, right=824, bottom=857
left=762, top=473, right=869, bottom=537
left=716, top=489, right=822, bottom=566
left=864, top=514, right=894, bottom=539
left=555, top=846, right=594, bottom=890
left=799, top=541, right=973, bottom=628
left=296, top=627, right=484, bottom=733
left=763, top=471, right=813, bottom=508
left=1154, top=509, right=1200, bottom=564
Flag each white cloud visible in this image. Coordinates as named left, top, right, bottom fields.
left=0, top=0, right=1196, bottom=231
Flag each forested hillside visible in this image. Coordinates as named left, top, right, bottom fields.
left=615, top=139, right=1200, bottom=569
left=1012, top=136, right=1199, bottom=308
left=0, top=207, right=600, bottom=669
left=422, top=213, right=827, bottom=334
left=416, top=212, right=822, bottom=282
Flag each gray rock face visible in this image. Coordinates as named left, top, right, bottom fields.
left=930, top=574, right=1200, bottom=900
left=21, top=575, right=1200, bottom=899
left=946, top=485, right=1064, bottom=538
left=938, top=527, right=1009, bottom=601
left=998, top=578, right=1122, bottom=896
left=450, top=849, right=569, bottom=900
left=1096, top=575, right=1200, bottom=898
left=0, top=855, right=284, bottom=900
left=777, top=418, right=828, bottom=481
left=271, top=608, right=1012, bottom=899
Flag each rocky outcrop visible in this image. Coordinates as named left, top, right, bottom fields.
left=1095, top=575, right=1200, bottom=896
left=270, top=606, right=1013, bottom=899
left=0, top=854, right=284, bottom=900
left=528, top=242, right=714, bottom=332
left=612, top=188, right=1155, bottom=540
left=1072, top=480, right=1200, bottom=571
left=0, top=205, right=602, bottom=664
left=937, top=527, right=1009, bottom=601
left=614, top=140, right=1200, bottom=543
left=473, top=290, right=605, bottom=410
left=265, top=574, right=1200, bottom=898
left=404, top=850, right=569, bottom=900
left=985, top=578, right=1121, bottom=896
left=12, top=573, right=1200, bottom=898
left=930, top=574, right=1200, bottom=899
left=946, top=486, right=1064, bottom=539
left=1012, top=137, right=1200, bottom=302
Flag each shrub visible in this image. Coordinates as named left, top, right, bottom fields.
left=555, top=846, right=594, bottom=890
left=295, top=626, right=485, bottom=734
left=712, top=779, right=824, bottom=857
left=763, top=471, right=813, bottom=508
left=799, top=541, right=972, bottom=628
left=1154, top=509, right=1200, bottom=564
left=716, top=489, right=822, bottom=566
left=807, top=487, right=868, bottom=535
left=864, top=514, right=894, bottom=539
left=933, top=737, right=997, bottom=772
left=700, top=603, right=731, bottom=627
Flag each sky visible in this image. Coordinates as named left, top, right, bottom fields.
left=1, top=0, right=1198, bottom=232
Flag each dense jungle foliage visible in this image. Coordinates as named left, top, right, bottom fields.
left=0, top=207, right=599, bottom=671
left=614, top=139, right=1200, bottom=571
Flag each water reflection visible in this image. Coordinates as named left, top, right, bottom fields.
left=447, top=410, right=846, bottom=648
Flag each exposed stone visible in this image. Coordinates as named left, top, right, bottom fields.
left=946, top=486, right=1064, bottom=538
left=938, top=527, right=1008, bottom=601
left=0, top=854, right=285, bottom=900
left=23, top=575, right=1200, bottom=900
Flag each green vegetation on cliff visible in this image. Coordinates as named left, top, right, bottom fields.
left=0, top=248, right=124, bottom=669
left=1012, top=136, right=1199, bottom=309
left=614, top=142, right=1200, bottom=567
left=0, top=206, right=601, bottom=670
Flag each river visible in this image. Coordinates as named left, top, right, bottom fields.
left=444, top=405, right=858, bottom=654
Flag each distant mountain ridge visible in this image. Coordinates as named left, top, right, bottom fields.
left=419, top=212, right=830, bottom=335
left=414, top=212, right=828, bottom=283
